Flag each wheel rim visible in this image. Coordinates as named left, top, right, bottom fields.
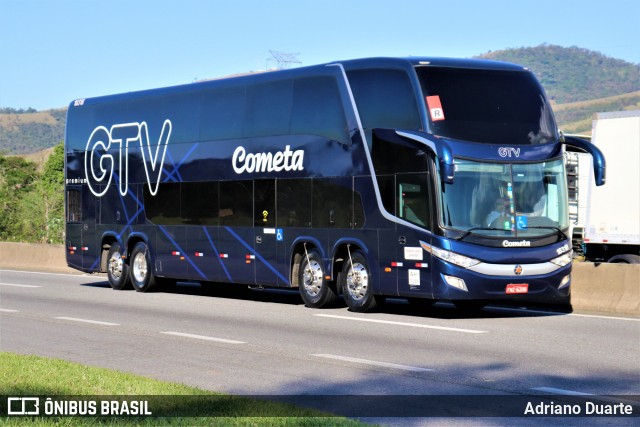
left=132, top=252, right=148, bottom=283
left=302, top=259, right=323, bottom=296
left=108, top=251, right=123, bottom=280
left=346, top=262, right=369, bottom=301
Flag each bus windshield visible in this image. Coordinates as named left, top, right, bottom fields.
left=440, top=158, right=569, bottom=238
left=416, top=67, right=557, bottom=145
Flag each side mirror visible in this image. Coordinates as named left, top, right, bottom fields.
left=563, top=135, right=606, bottom=186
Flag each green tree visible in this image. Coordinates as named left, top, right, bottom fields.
left=40, top=143, right=65, bottom=243
left=0, top=143, right=65, bottom=244
left=0, top=155, right=39, bottom=241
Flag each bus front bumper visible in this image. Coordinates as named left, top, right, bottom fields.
left=432, top=258, right=572, bottom=302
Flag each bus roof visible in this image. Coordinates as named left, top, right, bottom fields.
left=68, top=56, right=528, bottom=109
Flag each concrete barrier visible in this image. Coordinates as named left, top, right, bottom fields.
left=0, top=242, right=78, bottom=274
left=570, top=262, right=639, bottom=315
left=0, top=242, right=638, bottom=315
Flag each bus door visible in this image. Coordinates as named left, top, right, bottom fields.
left=65, top=186, right=98, bottom=271
left=81, top=188, right=98, bottom=270
left=253, top=179, right=284, bottom=286
left=66, top=186, right=83, bottom=269
left=395, top=175, right=434, bottom=298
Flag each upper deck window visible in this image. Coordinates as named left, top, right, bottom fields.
left=347, top=69, right=421, bottom=131
left=416, top=67, right=557, bottom=145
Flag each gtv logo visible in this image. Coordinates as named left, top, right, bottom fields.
left=498, top=147, right=521, bottom=158
left=85, top=120, right=171, bottom=197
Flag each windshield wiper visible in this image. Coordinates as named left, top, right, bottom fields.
left=522, top=226, right=569, bottom=241
left=457, top=226, right=569, bottom=242
left=456, top=227, right=505, bottom=241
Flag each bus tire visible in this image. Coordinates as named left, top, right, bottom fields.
left=298, top=249, right=336, bottom=308
left=341, top=250, right=377, bottom=312
left=129, top=242, right=158, bottom=293
left=106, top=242, right=130, bottom=290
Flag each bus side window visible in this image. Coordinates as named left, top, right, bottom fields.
left=347, top=68, right=421, bottom=131
left=181, top=181, right=219, bottom=225
left=144, top=183, right=181, bottom=225
left=397, top=173, right=432, bottom=229
left=244, top=80, right=293, bottom=138
left=377, top=174, right=396, bottom=216
left=277, top=179, right=312, bottom=228
left=291, top=76, right=349, bottom=144
left=201, top=86, right=245, bottom=141
left=312, top=178, right=353, bottom=228
left=254, top=179, right=275, bottom=227
left=219, top=181, right=253, bottom=226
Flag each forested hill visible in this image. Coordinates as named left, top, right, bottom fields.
left=2, top=45, right=639, bottom=155
left=476, top=44, right=640, bottom=104
left=0, top=108, right=65, bottom=155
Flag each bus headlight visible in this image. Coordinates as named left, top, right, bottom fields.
left=431, top=247, right=480, bottom=269
left=550, top=251, right=573, bottom=267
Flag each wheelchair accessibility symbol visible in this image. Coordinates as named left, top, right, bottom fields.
left=516, top=216, right=528, bottom=230
left=276, top=229, right=284, bottom=241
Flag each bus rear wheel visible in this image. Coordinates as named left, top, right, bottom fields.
left=298, top=249, right=336, bottom=308
left=130, top=242, right=158, bottom=293
left=106, top=242, right=130, bottom=290
left=341, top=250, right=378, bottom=312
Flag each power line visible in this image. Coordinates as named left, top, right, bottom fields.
left=267, top=50, right=302, bottom=70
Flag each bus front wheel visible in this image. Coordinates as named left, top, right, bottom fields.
left=130, top=242, right=158, bottom=293
left=298, top=249, right=336, bottom=308
left=341, top=250, right=378, bottom=312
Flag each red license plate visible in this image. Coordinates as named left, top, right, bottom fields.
left=506, top=284, right=529, bottom=294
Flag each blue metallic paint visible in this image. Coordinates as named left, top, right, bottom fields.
left=65, top=56, right=589, bottom=305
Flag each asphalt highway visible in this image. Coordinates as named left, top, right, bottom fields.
left=1, top=268, right=638, bottom=424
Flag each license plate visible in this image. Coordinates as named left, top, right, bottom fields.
left=506, top=284, right=529, bottom=294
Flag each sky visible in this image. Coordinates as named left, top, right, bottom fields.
left=1, top=0, right=639, bottom=110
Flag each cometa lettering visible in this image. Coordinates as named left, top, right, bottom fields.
left=232, top=145, right=304, bottom=174
left=503, top=240, right=531, bottom=247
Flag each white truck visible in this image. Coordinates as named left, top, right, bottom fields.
left=569, top=110, right=640, bottom=263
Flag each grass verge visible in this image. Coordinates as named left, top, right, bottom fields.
left=0, top=352, right=368, bottom=426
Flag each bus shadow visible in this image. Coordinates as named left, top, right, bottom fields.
left=379, top=298, right=572, bottom=320
left=79, top=280, right=111, bottom=289
left=78, top=279, right=572, bottom=318
left=165, top=281, right=306, bottom=306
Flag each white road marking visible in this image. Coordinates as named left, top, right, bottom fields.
left=160, top=331, right=246, bottom=344
left=53, top=316, right=119, bottom=326
left=530, top=387, right=592, bottom=396
left=314, top=313, right=487, bottom=334
left=0, top=269, right=101, bottom=279
left=313, top=354, right=433, bottom=372
left=0, top=309, right=19, bottom=313
left=568, top=312, right=640, bottom=322
left=487, top=306, right=640, bottom=322
left=0, top=282, right=41, bottom=288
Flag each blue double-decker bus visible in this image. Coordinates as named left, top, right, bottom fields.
left=65, top=57, right=605, bottom=312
